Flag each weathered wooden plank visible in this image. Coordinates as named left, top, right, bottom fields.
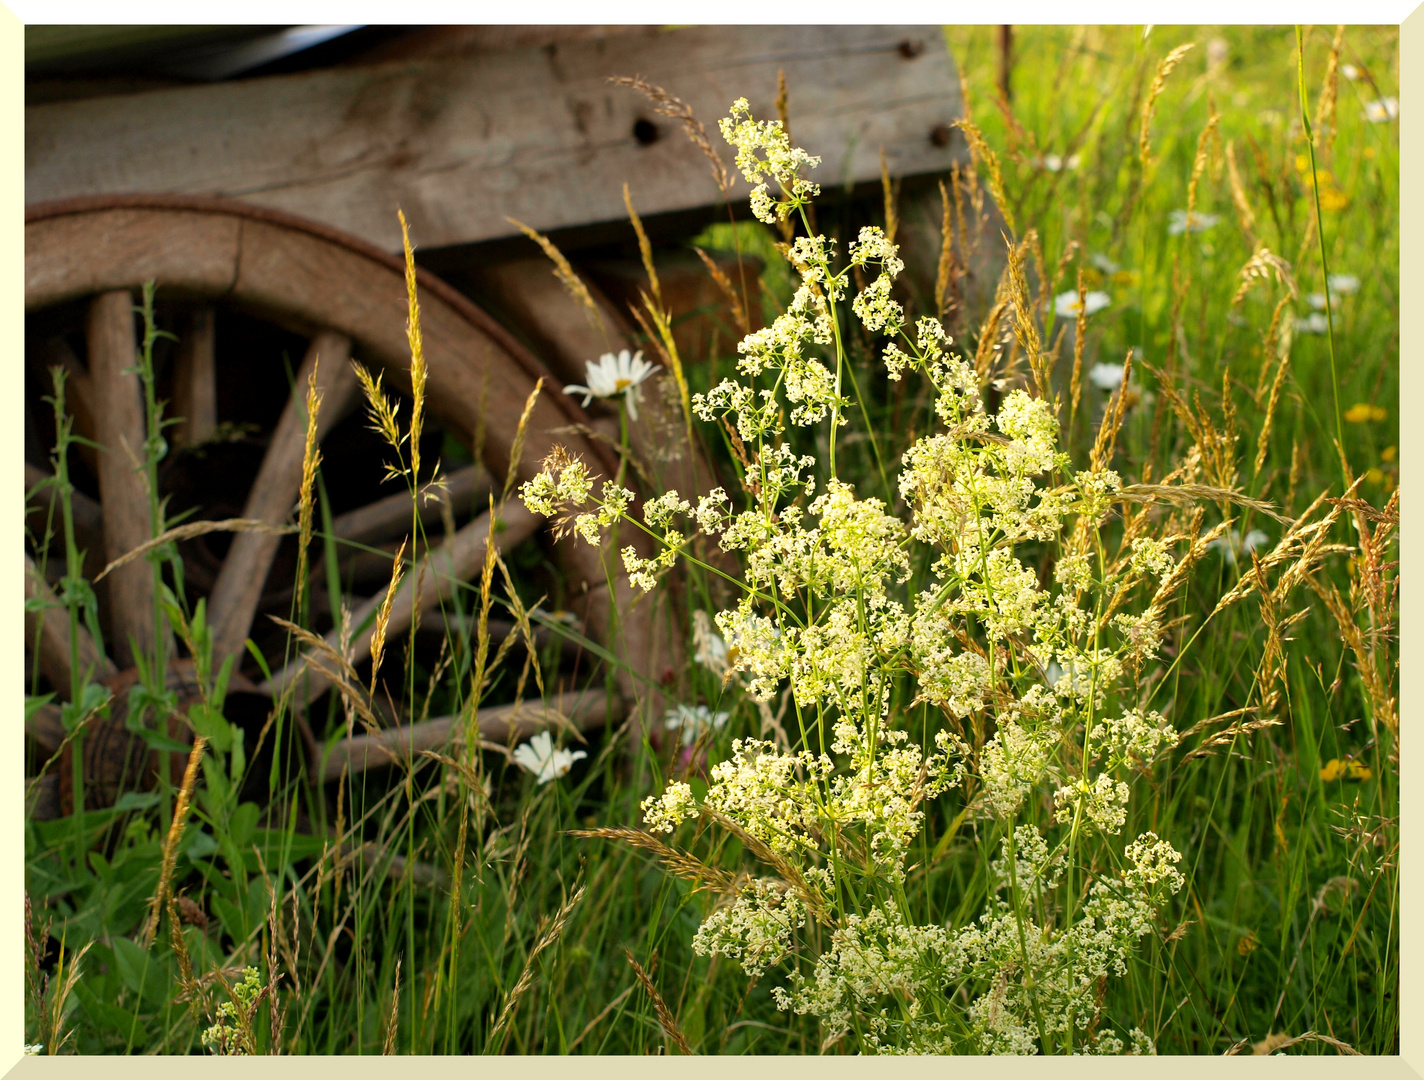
left=331, top=463, right=492, bottom=548
left=27, top=26, right=968, bottom=253
left=171, top=305, right=217, bottom=448
left=86, top=289, right=159, bottom=669
left=24, top=207, right=241, bottom=309
left=264, top=501, right=543, bottom=708
left=322, top=689, right=619, bottom=782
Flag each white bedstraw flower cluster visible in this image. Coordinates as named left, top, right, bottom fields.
left=641, top=780, right=697, bottom=833
left=518, top=100, right=1192, bottom=1055
left=719, top=98, right=821, bottom=225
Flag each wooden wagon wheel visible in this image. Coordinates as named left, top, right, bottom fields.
left=24, top=194, right=664, bottom=811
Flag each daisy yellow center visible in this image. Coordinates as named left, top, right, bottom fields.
left=615, top=378, right=632, bottom=391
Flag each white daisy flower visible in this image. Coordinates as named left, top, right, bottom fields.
left=1087, top=362, right=1125, bottom=391
left=563, top=349, right=661, bottom=420
left=1364, top=97, right=1398, bottom=123
left=664, top=704, right=730, bottom=747
left=1168, top=209, right=1220, bottom=236
left=1296, top=312, right=1329, bottom=335
left=1038, top=153, right=1081, bottom=173
left=1208, top=528, right=1270, bottom=566
left=1090, top=253, right=1120, bottom=275
left=1054, top=290, right=1111, bottom=318
left=1341, top=63, right=1361, bottom=81
left=691, top=610, right=729, bottom=674
left=512, top=730, right=586, bottom=784
left=1328, top=274, right=1360, bottom=295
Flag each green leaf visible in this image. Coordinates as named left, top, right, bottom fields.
left=25, top=693, right=56, bottom=721
left=211, top=893, right=249, bottom=944
left=137, top=729, right=191, bottom=755
left=188, top=702, right=232, bottom=752
left=229, top=802, right=260, bottom=850
left=110, top=936, right=170, bottom=1008
left=112, top=791, right=162, bottom=814
left=185, top=829, right=220, bottom=862
left=73, top=980, right=149, bottom=1048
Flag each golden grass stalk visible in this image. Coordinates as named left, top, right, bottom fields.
left=624, top=948, right=694, bottom=1055
left=502, top=378, right=544, bottom=503
left=880, top=148, right=899, bottom=245
left=1254, top=350, right=1292, bottom=478
left=507, top=217, right=607, bottom=340
left=38, top=937, right=92, bottom=1055
left=627, top=293, right=694, bottom=455
left=352, top=363, right=403, bottom=456
left=610, top=75, right=730, bottom=197
left=623, top=183, right=662, bottom=310
left=269, top=618, right=383, bottom=735
left=464, top=496, right=499, bottom=768
left=570, top=825, right=740, bottom=895
left=1005, top=231, right=1049, bottom=400
left=295, top=358, right=323, bottom=610
left=368, top=538, right=407, bottom=698
left=1225, top=141, right=1259, bottom=247
left=693, top=247, right=750, bottom=337
left=141, top=734, right=209, bottom=946
left=167, top=893, right=199, bottom=1012
left=1312, top=25, right=1346, bottom=154
left=1070, top=267, right=1087, bottom=423
left=1089, top=348, right=1133, bottom=471
left=95, top=518, right=295, bottom=581
left=1231, top=246, right=1297, bottom=307
left=1138, top=42, right=1196, bottom=170
left=488, top=883, right=587, bottom=1051
left=955, top=117, right=1016, bottom=236
left=972, top=299, right=1010, bottom=386
left=382, top=957, right=401, bottom=1055
left=1185, top=103, right=1221, bottom=225
left=398, top=210, right=428, bottom=481
left=1228, top=1030, right=1361, bottom=1057
left=935, top=179, right=954, bottom=318
left=495, top=549, right=546, bottom=706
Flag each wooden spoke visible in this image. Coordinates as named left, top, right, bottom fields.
left=321, top=689, right=620, bottom=782
left=170, top=305, right=217, bottom=448
left=87, top=289, right=162, bottom=668
left=207, top=330, right=357, bottom=664
left=265, top=500, right=542, bottom=707
left=25, top=553, right=116, bottom=699
left=331, top=463, right=492, bottom=548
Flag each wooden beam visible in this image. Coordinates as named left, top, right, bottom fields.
left=27, top=26, right=968, bottom=253
left=207, top=330, right=357, bottom=665
left=264, top=500, right=543, bottom=708
left=331, top=463, right=491, bottom=548
left=321, top=689, right=619, bottom=782
left=86, top=289, right=159, bottom=668
left=171, top=305, right=217, bottom=448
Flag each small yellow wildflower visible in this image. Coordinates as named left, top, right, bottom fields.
left=1381, top=445, right=1397, bottom=462
left=1319, top=187, right=1350, bottom=212
left=1320, top=758, right=1373, bottom=782
left=1343, top=403, right=1388, bottom=423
